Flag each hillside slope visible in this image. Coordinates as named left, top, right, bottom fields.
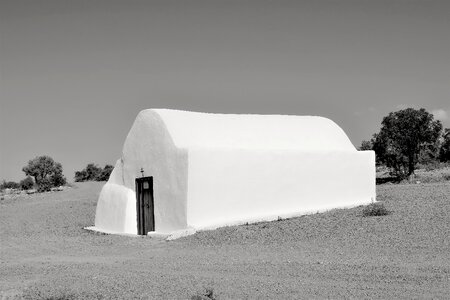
left=1, top=182, right=449, bottom=299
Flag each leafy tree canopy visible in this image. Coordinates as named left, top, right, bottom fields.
left=372, top=108, right=442, bottom=178
left=439, top=128, right=450, bottom=162
left=22, top=155, right=67, bottom=192
left=0, top=180, right=20, bottom=190
left=20, top=176, right=34, bottom=190
left=75, top=164, right=114, bottom=182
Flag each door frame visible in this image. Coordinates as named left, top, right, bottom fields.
left=135, top=176, right=155, bottom=235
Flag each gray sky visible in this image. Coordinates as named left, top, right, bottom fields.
left=1, top=0, right=449, bottom=181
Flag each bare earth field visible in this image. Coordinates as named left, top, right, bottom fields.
left=1, top=182, right=449, bottom=299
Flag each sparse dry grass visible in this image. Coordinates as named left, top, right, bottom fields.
left=1, top=181, right=449, bottom=299
left=376, top=165, right=450, bottom=184
left=414, top=167, right=450, bottom=183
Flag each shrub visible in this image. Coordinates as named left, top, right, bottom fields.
left=96, top=164, right=114, bottom=181
left=362, top=202, right=389, bottom=217
left=36, top=178, right=53, bottom=192
left=50, top=171, right=67, bottom=187
left=191, top=288, right=216, bottom=300
left=0, top=180, right=20, bottom=190
left=74, top=163, right=102, bottom=182
left=74, top=170, right=88, bottom=182
left=75, top=164, right=114, bottom=182
left=19, top=176, right=34, bottom=190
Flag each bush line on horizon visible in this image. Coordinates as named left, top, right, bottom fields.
left=2, top=107, right=450, bottom=193
left=1, top=158, right=113, bottom=194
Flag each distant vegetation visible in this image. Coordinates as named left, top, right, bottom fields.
left=440, top=128, right=450, bottom=162
left=19, top=176, right=34, bottom=190
left=1, top=158, right=114, bottom=194
left=1, top=157, right=113, bottom=194
left=2, top=107, right=448, bottom=193
left=1, top=156, right=68, bottom=193
left=74, top=163, right=114, bottom=182
left=0, top=180, right=21, bottom=190
left=191, top=288, right=216, bottom=300
left=22, top=155, right=67, bottom=192
left=360, top=108, right=449, bottom=181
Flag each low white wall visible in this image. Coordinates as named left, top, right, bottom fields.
left=186, top=149, right=375, bottom=229
left=94, top=183, right=137, bottom=234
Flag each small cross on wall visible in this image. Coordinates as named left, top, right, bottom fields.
left=140, top=168, right=144, bottom=177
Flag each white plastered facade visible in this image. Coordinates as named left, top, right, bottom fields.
left=93, top=109, right=375, bottom=235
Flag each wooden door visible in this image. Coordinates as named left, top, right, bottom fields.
left=135, top=176, right=154, bottom=235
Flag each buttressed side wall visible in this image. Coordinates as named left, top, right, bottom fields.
left=94, top=109, right=375, bottom=235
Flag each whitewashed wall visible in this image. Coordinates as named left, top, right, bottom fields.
left=186, top=149, right=375, bottom=229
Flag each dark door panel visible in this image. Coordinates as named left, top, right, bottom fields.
left=135, top=176, right=154, bottom=235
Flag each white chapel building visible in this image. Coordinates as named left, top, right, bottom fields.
left=93, top=109, right=375, bottom=236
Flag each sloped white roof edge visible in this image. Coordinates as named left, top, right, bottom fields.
left=137, top=109, right=356, bottom=151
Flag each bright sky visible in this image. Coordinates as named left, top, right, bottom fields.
left=1, top=0, right=449, bottom=181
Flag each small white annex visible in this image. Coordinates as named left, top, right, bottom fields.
left=93, top=109, right=375, bottom=236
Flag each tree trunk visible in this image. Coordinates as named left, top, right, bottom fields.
left=408, top=154, right=415, bottom=179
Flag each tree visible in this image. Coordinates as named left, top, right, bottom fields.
left=75, top=163, right=100, bottom=182
left=359, top=133, right=387, bottom=166
left=0, top=180, right=20, bottom=190
left=96, top=164, right=114, bottom=181
left=85, top=163, right=102, bottom=180
left=440, top=128, right=450, bottom=162
left=74, top=170, right=87, bottom=182
left=74, top=163, right=113, bottom=182
left=19, top=176, right=34, bottom=190
left=372, top=108, right=442, bottom=179
left=359, top=140, right=373, bottom=151
left=49, top=162, right=67, bottom=187
left=22, top=156, right=67, bottom=192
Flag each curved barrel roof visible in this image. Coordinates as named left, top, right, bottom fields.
left=140, top=109, right=356, bottom=151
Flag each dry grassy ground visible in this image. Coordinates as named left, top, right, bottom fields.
left=1, top=182, right=449, bottom=299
